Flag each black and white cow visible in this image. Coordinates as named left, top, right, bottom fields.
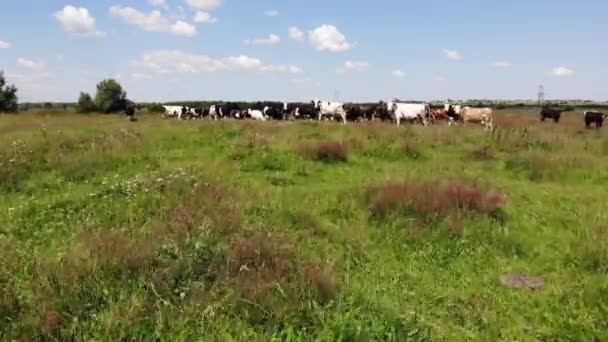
left=584, top=111, right=607, bottom=129
left=285, top=102, right=318, bottom=120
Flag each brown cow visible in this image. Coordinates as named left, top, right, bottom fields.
left=460, top=107, right=494, bottom=130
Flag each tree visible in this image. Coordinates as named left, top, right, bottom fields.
left=76, top=92, right=97, bottom=113
left=94, top=79, right=128, bottom=113
left=0, top=71, right=18, bottom=113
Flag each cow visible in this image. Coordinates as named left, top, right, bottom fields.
left=346, top=103, right=383, bottom=122
left=286, top=102, right=318, bottom=120
left=385, top=101, right=429, bottom=126
left=245, top=109, right=267, bottom=121
left=251, top=102, right=285, bottom=120
left=217, top=102, right=241, bottom=119
left=460, top=107, right=494, bottom=130
left=162, top=105, right=183, bottom=119
left=584, top=111, right=607, bottom=128
left=540, top=107, right=564, bottom=123
left=314, top=100, right=347, bottom=124
left=209, top=105, right=219, bottom=120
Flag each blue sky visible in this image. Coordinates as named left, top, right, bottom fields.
left=0, top=0, right=607, bottom=102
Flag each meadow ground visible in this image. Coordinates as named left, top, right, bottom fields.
left=0, top=109, right=607, bottom=340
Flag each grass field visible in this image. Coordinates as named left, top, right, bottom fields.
left=1, top=109, right=607, bottom=340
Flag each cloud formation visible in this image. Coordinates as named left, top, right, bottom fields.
left=245, top=34, right=280, bottom=46
left=0, top=40, right=10, bottom=48
left=134, top=50, right=303, bottom=74
left=288, top=27, right=304, bottom=41
left=309, top=25, right=352, bottom=52
left=194, top=11, right=218, bottom=23
left=186, top=0, right=222, bottom=11
left=492, top=61, right=512, bottom=68
left=54, top=6, right=105, bottom=37
left=336, top=61, right=369, bottom=74
left=392, top=69, right=406, bottom=78
left=17, top=58, right=47, bottom=71
left=550, top=66, right=575, bottom=77
left=109, top=6, right=197, bottom=37
left=264, top=10, right=279, bottom=17
left=443, top=49, right=463, bottom=61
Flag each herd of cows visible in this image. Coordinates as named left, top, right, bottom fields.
left=157, top=100, right=608, bottom=129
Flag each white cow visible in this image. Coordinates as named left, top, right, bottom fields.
left=209, top=105, right=218, bottom=120
left=385, top=101, right=429, bottom=126
left=246, top=109, right=266, bottom=121
left=162, top=106, right=183, bottom=119
left=314, top=100, right=347, bottom=124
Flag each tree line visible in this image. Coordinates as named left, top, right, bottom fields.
left=2, top=69, right=608, bottom=113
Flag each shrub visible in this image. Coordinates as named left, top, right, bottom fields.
left=94, top=79, right=129, bottom=113
left=147, top=102, right=165, bottom=113
left=0, top=71, right=18, bottom=113
left=76, top=92, right=97, bottom=113
left=366, top=180, right=505, bottom=221
left=300, top=141, right=349, bottom=163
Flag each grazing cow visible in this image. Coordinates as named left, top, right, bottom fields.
left=286, top=102, right=318, bottom=120
left=251, top=102, right=285, bottom=120
left=246, top=109, right=267, bottom=121
left=209, top=105, right=219, bottom=120
left=385, top=101, right=430, bottom=126
left=346, top=103, right=383, bottom=122
left=540, top=107, right=564, bottom=123
left=584, top=111, right=607, bottom=128
left=162, top=105, right=183, bottom=119
left=460, top=107, right=494, bottom=130
left=314, top=100, right=347, bottom=124
left=217, top=102, right=241, bottom=119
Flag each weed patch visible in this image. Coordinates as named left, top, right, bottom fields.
left=299, top=141, right=349, bottom=163
left=366, top=180, right=505, bottom=223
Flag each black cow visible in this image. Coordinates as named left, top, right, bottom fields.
left=346, top=103, right=383, bottom=122
left=285, top=102, right=318, bottom=120
left=540, top=107, right=563, bottom=123
left=584, top=111, right=607, bottom=129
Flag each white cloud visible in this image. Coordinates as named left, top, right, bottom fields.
left=433, top=76, right=446, bottom=82
left=336, top=60, right=369, bottom=74
left=550, top=66, right=575, bottom=77
left=194, top=11, right=218, bottom=23
left=17, top=58, right=46, bottom=71
left=443, top=48, right=463, bottom=61
left=288, top=27, right=304, bottom=41
left=245, top=34, right=280, bottom=46
left=492, top=60, right=512, bottom=68
left=186, top=0, right=222, bottom=11
left=149, top=0, right=166, bottom=6
left=134, top=50, right=303, bottom=74
left=132, top=73, right=153, bottom=79
left=110, top=6, right=197, bottom=37
left=308, top=25, right=352, bottom=52
left=54, top=6, right=105, bottom=37
left=0, top=40, right=10, bottom=48
left=392, top=69, right=406, bottom=78
left=264, top=10, right=279, bottom=17
left=171, top=21, right=197, bottom=37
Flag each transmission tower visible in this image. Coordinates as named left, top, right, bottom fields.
left=333, top=89, right=341, bottom=102
left=537, top=85, right=545, bottom=106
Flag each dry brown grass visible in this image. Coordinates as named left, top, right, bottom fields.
left=36, top=309, right=64, bottom=337
left=299, top=141, right=349, bottom=162
left=301, top=264, right=339, bottom=304
left=367, top=180, right=505, bottom=220
left=227, top=232, right=293, bottom=306
left=471, top=145, right=496, bottom=161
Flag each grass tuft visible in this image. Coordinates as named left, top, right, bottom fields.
left=367, top=180, right=505, bottom=221
left=299, top=141, right=349, bottom=163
